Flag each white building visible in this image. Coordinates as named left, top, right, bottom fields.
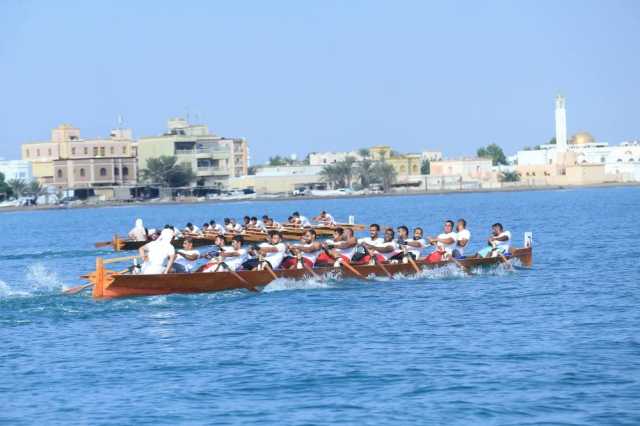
left=0, top=159, right=33, bottom=181
left=308, top=151, right=361, bottom=165
left=421, top=150, right=443, bottom=161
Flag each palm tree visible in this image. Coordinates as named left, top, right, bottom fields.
left=27, top=180, right=45, bottom=197
left=371, top=161, right=397, bottom=192
left=319, top=164, right=342, bottom=189
left=7, top=178, right=28, bottom=197
left=355, top=157, right=374, bottom=188
left=141, top=156, right=196, bottom=187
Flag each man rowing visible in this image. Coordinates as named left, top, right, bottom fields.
left=425, top=220, right=457, bottom=262
left=242, top=231, right=287, bottom=270
left=183, top=222, right=201, bottom=236
left=292, top=211, right=311, bottom=228
left=210, top=220, right=226, bottom=235
left=320, top=227, right=358, bottom=265
left=202, top=236, right=247, bottom=272
left=477, top=223, right=511, bottom=258
left=313, top=210, right=336, bottom=226
left=351, top=223, right=383, bottom=264
left=171, top=238, right=201, bottom=273
left=138, top=228, right=175, bottom=274
left=128, top=218, right=147, bottom=242
left=453, top=219, right=471, bottom=258
left=360, top=227, right=399, bottom=264
left=282, top=229, right=323, bottom=269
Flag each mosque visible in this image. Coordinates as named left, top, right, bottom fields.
left=516, top=96, right=640, bottom=185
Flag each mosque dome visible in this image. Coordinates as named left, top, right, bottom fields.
left=570, top=132, right=595, bottom=145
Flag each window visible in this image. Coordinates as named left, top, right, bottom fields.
left=57, top=169, right=63, bottom=178
left=26, top=149, right=30, bottom=157
left=93, top=147, right=98, bottom=156
left=72, top=147, right=76, bottom=155
left=122, top=146, right=127, bottom=154
left=412, top=165, right=418, bottom=173
left=100, top=168, right=107, bottom=176
left=79, top=168, right=85, bottom=177
left=400, top=165, right=406, bottom=173
left=48, top=148, right=52, bottom=156
left=122, top=166, right=129, bottom=176
left=114, top=167, right=119, bottom=176
left=110, top=147, right=114, bottom=154
left=84, top=147, right=88, bottom=155
left=100, top=147, right=105, bottom=157
left=37, top=149, right=41, bottom=156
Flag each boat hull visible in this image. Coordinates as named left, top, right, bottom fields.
left=90, top=247, right=532, bottom=299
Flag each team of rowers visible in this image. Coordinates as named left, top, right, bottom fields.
left=130, top=211, right=513, bottom=275
left=128, top=211, right=333, bottom=243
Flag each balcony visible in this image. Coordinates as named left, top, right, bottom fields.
left=175, top=148, right=229, bottom=160
left=196, top=166, right=230, bottom=177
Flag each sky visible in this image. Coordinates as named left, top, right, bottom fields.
left=1, top=0, right=639, bottom=164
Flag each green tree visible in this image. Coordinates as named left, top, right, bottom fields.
left=319, top=164, right=343, bottom=189
left=7, top=178, right=28, bottom=197
left=141, top=156, right=196, bottom=187
left=500, top=171, right=521, bottom=182
left=420, top=159, right=430, bottom=175
left=319, top=157, right=355, bottom=189
left=0, top=172, right=12, bottom=200
left=268, top=155, right=296, bottom=166
left=355, top=157, right=374, bottom=188
left=548, top=137, right=557, bottom=145
left=371, top=161, right=397, bottom=192
left=26, top=180, right=45, bottom=197
left=477, top=143, right=507, bottom=166
left=357, top=148, right=370, bottom=158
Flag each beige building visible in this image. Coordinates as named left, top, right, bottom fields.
left=229, top=165, right=324, bottom=194
left=430, top=158, right=495, bottom=181
left=137, top=118, right=248, bottom=188
left=368, top=145, right=422, bottom=177
left=21, top=124, right=137, bottom=188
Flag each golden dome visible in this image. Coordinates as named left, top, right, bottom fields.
left=570, top=132, right=595, bottom=145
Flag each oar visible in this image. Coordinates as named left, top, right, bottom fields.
left=322, top=246, right=366, bottom=280
left=407, top=255, right=421, bottom=274
left=451, top=256, right=475, bottom=275
left=260, top=258, right=279, bottom=281
left=63, top=268, right=129, bottom=295
left=372, top=253, right=393, bottom=278
left=219, top=262, right=256, bottom=291
left=497, top=252, right=514, bottom=271
left=94, top=241, right=112, bottom=248
left=63, top=283, right=93, bottom=295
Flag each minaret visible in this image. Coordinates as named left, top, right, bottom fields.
left=555, top=95, right=567, bottom=152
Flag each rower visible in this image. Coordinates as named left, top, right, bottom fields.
left=251, top=216, right=266, bottom=232
left=202, top=222, right=211, bottom=232
left=242, top=216, right=251, bottom=230
left=453, top=219, right=471, bottom=258
left=390, top=225, right=410, bottom=261
left=360, top=227, right=399, bottom=264
left=210, top=220, right=225, bottom=235
left=283, top=229, right=323, bottom=269
left=292, top=211, right=311, bottom=228
left=138, top=228, right=176, bottom=274
left=243, top=231, right=286, bottom=270
left=352, top=223, right=384, bottom=264
left=322, top=227, right=358, bottom=265
left=425, top=220, right=458, bottom=263
left=313, top=210, right=336, bottom=226
left=317, top=227, right=344, bottom=265
left=183, top=222, right=200, bottom=236
left=405, top=227, right=427, bottom=259
left=477, top=223, right=511, bottom=258
left=232, top=218, right=243, bottom=233
left=171, top=238, right=201, bottom=273
left=128, top=218, right=148, bottom=242
left=202, top=236, right=247, bottom=272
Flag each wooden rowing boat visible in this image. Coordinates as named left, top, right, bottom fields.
left=85, top=247, right=532, bottom=299
left=95, top=223, right=366, bottom=252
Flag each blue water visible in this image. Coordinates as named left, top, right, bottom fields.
left=1, top=187, right=639, bottom=425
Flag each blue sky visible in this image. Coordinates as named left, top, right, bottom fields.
left=1, top=0, right=638, bottom=164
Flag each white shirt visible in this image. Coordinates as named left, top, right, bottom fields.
left=495, top=231, right=511, bottom=252
left=374, top=240, right=399, bottom=260
left=406, top=238, right=427, bottom=258
left=142, top=242, right=175, bottom=274
left=358, top=236, right=383, bottom=246
left=260, top=242, right=286, bottom=268
left=301, top=243, right=322, bottom=264
left=221, top=246, right=248, bottom=271
left=255, top=220, right=267, bottom=231
left=175, top=249, right=200, bottom=272
left=128, top=227, right=147, bottom=242
left=234, top=223, right=243, bottom=232
left=319, top=213, right=335, bottom=225
left=299, top=216, right=311, bottom=227
left=455, top=229, right=471, bottom=256
left=437, top=232, right=458, bottom=254
left=212, top=224, right=225, bottom=234
left=184, top=225, right=200, bottom=234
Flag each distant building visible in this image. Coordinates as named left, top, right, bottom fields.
left=309, top=151, right=361, bottom=165
left=421, top=150, right=443, bottom=162
left=516, top=95, right=640, bottom=185
left=229, top=165, right=325, bottom=194
left=430, top=158, right=494, bottom=181
left=21, top=124, right=137, bottom=189
left=137, top=118, right=249, bottom=188
left=0, top=159, right=32, bottom=181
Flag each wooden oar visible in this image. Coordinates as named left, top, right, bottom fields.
left=260, top=259, right=279, bottom=281
left=497, top=252, right=514, bottom=271
left=372, top=254, right=393, bottom=278
left=94, top=241, right=112, bottom=248
left=407, top=255, right=421, bottom=274
left=322, top=246, right=366, bottom=280
left=64, top=268, right=129, bottom=295
left=451, top=257, right=474, bottom=275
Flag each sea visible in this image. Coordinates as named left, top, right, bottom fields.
left=1, top=187, right=639, bottom=425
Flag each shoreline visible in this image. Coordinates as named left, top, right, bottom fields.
left=1, top=181, right=638, bottom=214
